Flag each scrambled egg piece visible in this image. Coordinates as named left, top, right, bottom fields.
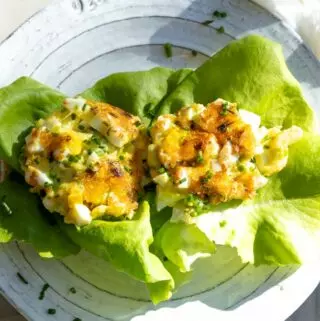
left=23, top=97, right=148, bottom=226
left=149, top=99, right=303, bottom=213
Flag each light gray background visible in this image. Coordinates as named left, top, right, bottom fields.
left=0, top=1, right=319, bottom=320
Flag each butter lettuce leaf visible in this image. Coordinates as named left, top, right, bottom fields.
left=62, top=201, right=174, bottom=304
left=0, top=174, right=80, bottom=258
left=156, top=35, right=317, bottom=132
left=0, top=77, right=65, bottom=172
left=0, top=35, right=320, bottom=303
left=82, top=67, right=192, bottom=126
left=154, top=36, right=320, bottom=268
left=154, top=221, right=216, bottom=272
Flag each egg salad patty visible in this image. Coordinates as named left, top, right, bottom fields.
left=23, top=97, right=148, bottom=226
left=148, top=99, right=303, bottom=215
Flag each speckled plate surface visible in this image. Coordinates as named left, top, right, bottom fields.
left=1, top=1, right=320, bottom=320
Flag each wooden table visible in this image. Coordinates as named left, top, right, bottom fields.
left=0, top=1, right=319, bottom=320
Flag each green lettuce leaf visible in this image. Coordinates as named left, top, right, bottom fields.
left=0, top=77, right=65, bottom=172
left=62, top=201, right=174, bottom=304
left=82, top=67, right=192, bottom=126
left=154, top=35, right=320, bottom=268
left=156, top=35, right=317, bottom=133
left=154, top=221, right=216, bottom=272
left=0, top=34, right=320, bottom=303
left=0, top=173, right=80, bottom=258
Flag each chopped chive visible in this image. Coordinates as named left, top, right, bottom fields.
left=157, top=167, right=166, bottom=174
left=91, top=136, right=101, bottom=145
left=201, top=19, right=214, bottom=26
left=213, top=10, right=227, bottom=18
left=119, top=155, right=125, bottom=161
left=68, top=155, right=81, bottom=163
left=216, top=26, right=225, bottom=34
left=69, top=287, right=77, bottom=294
left=34, top=158, right=40, bottom=165
left=237, top=163, right=245, bottom=172
left=219, top=220, right=227, bottom=227
left=1, top=196, right=12, bottom=216
left=220, top=102, right=229, bottom=116
left=178, top=177, right=187, bottom=185
left=17, top=272, right=28, bottom=284
left=264, top=145, right=270, bottom=149
left=71, top=113, right=76, bottom=120
left=47, top=308, right=56, bottom=315
left=134, top=120, right=141, bottom=127
left=39, top=283, right=50, bottom=300
left=78, top=124, right=85, bottom=131
left=196, top=151, right=204, bottom=164
left=191, top=49, right=198, bottom=56
left=200, top=170, right=213, bottom=184
left=251, top=157, right=256, bottom=164
left=164, top=43, right=173, bottom=58
left=124, top=166, right=132, bottom=174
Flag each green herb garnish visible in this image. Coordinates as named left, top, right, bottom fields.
left=68, top=155, right=81, bottom=163
left=201, top=20, right=214, bottom=26
left=78, top=124, right=85, bottom=131
left=69, top=287, right=77, bottom=294
left=119, top=155, right=125, bottom=161
left=47, top=308, right=56, bottom=315
left=91, top=135, right=101, bottom=145
left=164, top=43, right=173, bottom=58
left=157, top=167, right=166, bottom=174
left=71, top=113, right=76, bottom=120
left=1, top=196, right=12, bottom=216
left=213, top=10, right=227, bottom=18
left=17, top=272, right=28, bottom=284
left=220, top=101, right=229, bottom=116
left=178, top=177, right=187, bottom=185
left=237, top=163, right=246, bottom=172
left=216, top=26, right=225, bottom=34
left=34, top=158, right=40, bottom=165
left=196, top=151, right=204, bottom=164
left=200, top=170, right=213, bottom=184
left=39, top=283, right=50, bottom=300
left=124, top=166, right=132, bottom=174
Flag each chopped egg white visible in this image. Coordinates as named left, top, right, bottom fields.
left=25, top=167, right=53, bottom=187
left=211, top=159, right=222, bottom=172
left=71, top=204, right=92, bottom=226
left=153, top=172, right=170, bottom=186
left=64, top=97, right=86, bottom=113
left=176, top=167, right=190, bottom=189
left=219, top=141, right=238, bottom=168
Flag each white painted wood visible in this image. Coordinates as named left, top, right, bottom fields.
left=0, top=1, right=320, bottom=321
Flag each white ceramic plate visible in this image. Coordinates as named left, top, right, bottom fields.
left=1, top=1, right=320, bottom=320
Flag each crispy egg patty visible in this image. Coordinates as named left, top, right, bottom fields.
left=23, top=97, right=148, bottom=226
left=149, top=99, right=303, bottom=214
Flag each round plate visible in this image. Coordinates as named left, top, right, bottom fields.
left=1, top=1, right=320, bottom=320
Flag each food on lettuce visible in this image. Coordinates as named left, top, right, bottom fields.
left=0, top=35, right=319, bottom=304
left=22, top=97, right=148, bottom=226
left=149, top=99, right=303, bottom=215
